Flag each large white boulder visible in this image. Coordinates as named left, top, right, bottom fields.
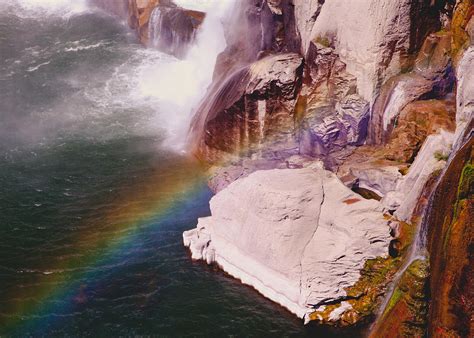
left=183, top=168, right=391, bottom=320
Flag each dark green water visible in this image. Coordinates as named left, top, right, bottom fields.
left=0, top=2, right=358, bottom=336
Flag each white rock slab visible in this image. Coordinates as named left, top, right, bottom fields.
left=183, top=168, right=391, bottom=320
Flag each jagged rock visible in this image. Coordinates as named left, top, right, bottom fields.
left=183, top=168, right=392, bottom=323
left=189, top=53, right=304, bottom=162
left=384, top=99, right=456, bottom=163
left=382, top=130, right=454, bottom=221
left=299, top=95, right=369, bottom=157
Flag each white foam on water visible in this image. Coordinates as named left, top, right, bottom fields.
left=2, top=0, right=88, bottom=17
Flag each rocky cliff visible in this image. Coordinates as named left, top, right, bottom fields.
left=183, top=0, right=473, bottom=333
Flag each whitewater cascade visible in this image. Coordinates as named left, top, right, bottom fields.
left=138, top=0, right=236, bottom=151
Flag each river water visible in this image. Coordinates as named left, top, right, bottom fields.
left=0, top=1, right=356, bottom=336
left=0, top=1, right=346, bottom=336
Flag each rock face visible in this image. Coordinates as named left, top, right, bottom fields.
left=188, top=0, right=446, bottom=163
left=370, top=259, right=430, bottom=338
left=147, top=4, right=204, bottom=57
left=189, top=53, right=304, bottom=162
left=304, top=0, right=441, bottom=103
left=369, top=31, right=455, bottom=144
left=184, top=168, right=392, bottom=323
left=382, top=130, right=454, bottom=222
left=426, top=130, right=473, bottom=337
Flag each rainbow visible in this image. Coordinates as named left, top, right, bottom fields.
left=1, top=157, right=209, bottom=335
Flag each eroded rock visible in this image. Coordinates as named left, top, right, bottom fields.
left=189, top=53, right=304, bottom=163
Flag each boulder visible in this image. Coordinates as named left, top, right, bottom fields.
left=183, top=168, right=392, bottom=323
left=188, top=53, right=304, bottom=163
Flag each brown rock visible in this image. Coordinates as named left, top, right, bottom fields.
left=189, top=53, right=304, bottom=163
left=426, top=126, right=474, bottom=337
left=384, top=98, right=456, bottom=163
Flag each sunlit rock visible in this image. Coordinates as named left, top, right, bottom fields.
left=382, top=130, right=454, bottom=221
left=184, top=168, right=391, bottom=322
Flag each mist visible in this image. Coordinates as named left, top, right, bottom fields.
left=0, top=0, right=235, bottom=153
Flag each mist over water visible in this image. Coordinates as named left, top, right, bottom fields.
left=0, top=1, right=349, bottom=336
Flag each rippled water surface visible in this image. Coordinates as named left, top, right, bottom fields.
left=0, top=2, right=356, bottom=336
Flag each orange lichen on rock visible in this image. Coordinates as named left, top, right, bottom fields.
left=384, top=99, right=456, bottom=163
left=342, top=198, right=361, bottom=205
left=451, top=0, right=474, bottom=63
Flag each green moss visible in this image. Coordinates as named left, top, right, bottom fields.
left=434, top=150, right=449, bottom=161
left=314, top=35, right=331, bottom=48
left=457, top=164, right=474, bottom=200
left=384, top=287, right=403, bottom=316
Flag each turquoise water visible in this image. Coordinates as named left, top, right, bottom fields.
left=0, top=2, right=360, bottom=336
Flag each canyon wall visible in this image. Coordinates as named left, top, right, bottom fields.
left=188, top=0, right=449, bottom=165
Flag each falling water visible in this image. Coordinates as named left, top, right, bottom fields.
left=139, top=0, right=234, bottom=150
left=373, top=134, right=463, bottom=324
left=148, top=7, right=164, bottom=48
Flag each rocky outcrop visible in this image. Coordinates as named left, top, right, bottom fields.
left=146, top=4, right=204, bottom=57
left=89, top=0, right=204, bottom=57
left=184, top=167, right=392, bottom=324
left=189, top=0, right=447, bottom=163
left=383, top=99, right=456, bottom=163
left=189, top=53, right=304, bottom=162
left=303, top=1, right=437, bottom=102
left=369, top=31, right=455, bottom=144
left=382, top=130, right=454, bottom=222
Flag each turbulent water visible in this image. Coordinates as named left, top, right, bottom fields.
left=0, top=1, right=350, bottom=336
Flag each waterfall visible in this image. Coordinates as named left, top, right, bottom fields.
left=372, top=131, right=465, bottom=327
left=148, top=7, right=164, bottom=48
left=136, top=0, right=236, bottom=151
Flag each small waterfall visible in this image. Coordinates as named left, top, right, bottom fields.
left=147, top=5, right=201, bottom=59
left=148, top=7, right=164, bottom=48
left=373, top=133, right=464, bottom=325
